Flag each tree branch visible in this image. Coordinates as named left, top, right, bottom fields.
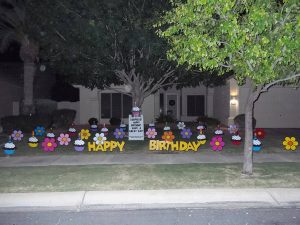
left=260, top=73, right=300, bottom=93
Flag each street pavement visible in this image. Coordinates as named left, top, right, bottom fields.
left=0, top=207, right=299, bottom=225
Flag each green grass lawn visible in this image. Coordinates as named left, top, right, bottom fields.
left=1, top=127, right=299, bottom=157
left=0, top=163, right=299, bottom=192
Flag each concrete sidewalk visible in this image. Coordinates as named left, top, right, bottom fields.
left=0, top=152, right=299, bottom=167
left=0, top=189, right=299, bottom=211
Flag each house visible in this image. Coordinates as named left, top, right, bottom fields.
left=68, top=78, right=300, bottom=128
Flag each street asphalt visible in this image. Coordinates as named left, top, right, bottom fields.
left=0, top=207, right=299, bottom=225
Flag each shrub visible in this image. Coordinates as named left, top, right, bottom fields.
left=196, top=116, right=220, bottom=127
left=1, top=114, right=52, bottom=134
left=88, top=117, right=98, bottom=125
left=110, top=117, right=121, bottom=126
left=52, top=109, right=76, bottom=129
left=155, top=113, right=175, bottom=123
left=234, top=114, right=256, bottom=129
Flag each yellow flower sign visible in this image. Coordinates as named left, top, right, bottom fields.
left=283, top=137, right=298, bottom=151
left=80, top=129, right=91, bottom=140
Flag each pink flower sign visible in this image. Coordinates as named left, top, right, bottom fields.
left=57, top=133, right=71, bottom=146
left=210, top=136, right=225, bottom=151
left=42, top=138, right=57, bottom=152
left=146, top=128, right=157, bottom=139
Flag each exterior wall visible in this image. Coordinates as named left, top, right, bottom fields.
left=141, top=94, right=155, bottom=124
left=0, top=80, right=22, bottom=119
left=213, top=82, right=230, bottom=125
left=57, top=101, right=80, bottom=124
left=76, top=84, right=215, bottom=125
left=155, top=85, right=214, bottom=122
left=237, top=80, right=300, bottom=128
left=76, top=86, right=100, bottom=124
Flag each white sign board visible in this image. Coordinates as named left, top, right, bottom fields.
left=128, top=115, right=144, bottom=140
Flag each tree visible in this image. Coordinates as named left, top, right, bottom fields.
left=0, top=0, right=39, bottom=115
left=156, top=0, right=300, bottom=174
left=23, top=0, right=183, bottom=108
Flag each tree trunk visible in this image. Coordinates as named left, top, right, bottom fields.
left=19, top=37, right=39, bottom=115
left=242, top=95, right=254, bottom=175
left=132, top=90, right=144, bottom=108
left=22, top=62, right=36, bottom=115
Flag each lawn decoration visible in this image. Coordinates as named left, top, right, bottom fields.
left=90, top=121, right=98, bottom=132
left=88, top=141, right=125, bottom=152
left=120, top=122, right=127, bottom=133
left=254, top=128, right=265, bottom=139
left=68, top=124, right=77, bottom=137
left=42, top=138, right=57, bottom=152
left=252, top=137, right=262, bottom=152
left=197, top=129, right=206, bottom=144
left=28, top=131, right=39, bottom=148
left=282, top=137, right=298, bottom=151
left=34, top=126, right=45, bottom=137
left=214, top=125, right=223, bottom=136
left=197, top=124, right=206, bottom=132
left=228, top=124, right=238, bottom=134
left=132, top=104, right=141, bottom=117
left=149, top=140, right=201, bottom=151
left=114, top=128, right=125, bottom=139
left=93, top=133, right=107, bottom=145
left=181, top=128, right=192, bottom=139
left=210, top=136, right=225, bottom=151
left=80, top=129, right=91, bottom=140
left=46, top=128, right=55, bottom=138
left=148, top=122, right=156, bottom=129
left=177, top=122, right=186, bottom=130
left=146, top=128, right=157, bottom=139
left=3, top=136, right=15, bottom=155
left=11, top=130, right=23, bottom=141
left=162, top=131, right=175, bottom=142
left=163, top=123, right=171, bottom=131
left=231, top=132, right=242, bottom=145
left=57, top=133, right=71, bottom=146
left=100, top=124, right=109, bottom=136
left=74, top=135, right=85, bottom=151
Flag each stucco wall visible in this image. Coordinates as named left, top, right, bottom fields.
left=57, top=101, right=80, bottom=124
left=155, top=85, right=214, bottom=122
left=0, top=80, right=22, bottom=119
left=239, top=84, right=300, bottom=128
left=213, top=82, right=230, bottom=125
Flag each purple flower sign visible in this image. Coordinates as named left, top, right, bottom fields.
left=181, top=128, right=192, bottom=139
left=114, top=128, right=125, bottom=139
left=11, top=130, right=24, bottom=141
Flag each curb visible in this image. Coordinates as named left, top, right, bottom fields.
left=0, top=188, right=300, bottom=211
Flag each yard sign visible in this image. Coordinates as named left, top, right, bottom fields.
left=128, top=115, right=144, bottom=140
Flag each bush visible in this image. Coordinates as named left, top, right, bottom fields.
left=1, top=114, right=52, bottom=134
left=234, top=114, right=256, bottom=129
left=52, top=109, right=76, bottom=129
left=110, top=117, right=121, bottom=126
left=88, top=117, right=98, bottom=125
left=196, top=116, right=220, bottom=127
left=155, top=113, right=175, bottom=123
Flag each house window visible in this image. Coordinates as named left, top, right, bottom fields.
left=187, top=95, right=205, bottom=116
left=101, top=93, right=132, bottom=119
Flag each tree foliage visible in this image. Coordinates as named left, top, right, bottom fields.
left=156, top=0, right=299, bottom=85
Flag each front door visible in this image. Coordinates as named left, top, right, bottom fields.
left=166, top=94, right=178, bottom=120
